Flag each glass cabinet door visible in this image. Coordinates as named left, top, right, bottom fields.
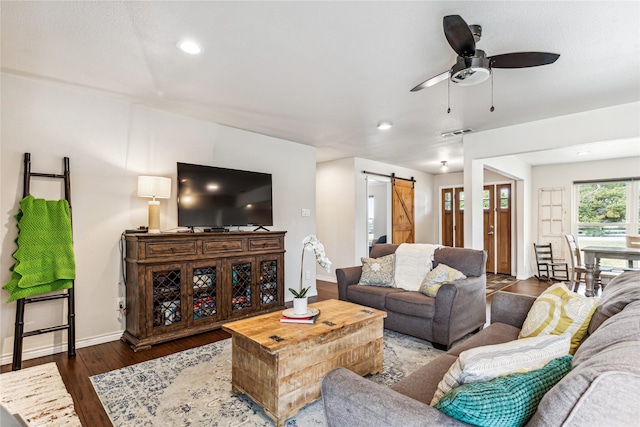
left=258, top=255, right=282, bottom=307
left=191, top=263, right=220, bottom=323
left=230, top=259, right=253, bottom=313
left=148, top=264, right=183, bottom=331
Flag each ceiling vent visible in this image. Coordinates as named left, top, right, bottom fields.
left=440, top=128, right=474, bottom=138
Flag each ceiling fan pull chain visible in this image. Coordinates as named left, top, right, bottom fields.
left=490, top=72, right=495, bottom=112
left=447, top=78, right=451, bottom=114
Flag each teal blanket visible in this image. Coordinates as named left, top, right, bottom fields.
left=3, top=195, right=76, bottom=302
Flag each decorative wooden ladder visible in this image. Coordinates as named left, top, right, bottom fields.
left=11, top=152, right=76, bottom=370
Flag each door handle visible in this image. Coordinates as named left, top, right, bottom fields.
left=487, top=232, right=494, bottom=235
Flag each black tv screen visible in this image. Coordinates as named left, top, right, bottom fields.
left=177, top=162, right=273, bottom=228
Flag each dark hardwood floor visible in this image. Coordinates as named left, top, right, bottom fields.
left=1, top=277, right=552, bottom=426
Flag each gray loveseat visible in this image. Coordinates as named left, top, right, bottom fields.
left=336, top=244, right=487, bottom=350
left=322, top=271, right=640, bottom=426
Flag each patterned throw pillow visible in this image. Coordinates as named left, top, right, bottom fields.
left=435, top=355, right=572, bottom=427
left=358, top=254, right=395, bottom=287
left=419, top=263, right=466, bottom=297
left=430, top=334, right=570, bottom=406
left=519, top=282, right=598, bottom=354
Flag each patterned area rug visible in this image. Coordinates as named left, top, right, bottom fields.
left=91, top=330, right=443, bottom=426
left=0, top=362, right=81, bottom=426
left=486, top=273, right=517, bottom=295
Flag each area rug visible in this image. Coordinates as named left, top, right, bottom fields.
left=486, top=273, right=517, bottom=295
left=91, top=330, right=443, bottom=426
left=0, top=362, right=81, bottom=426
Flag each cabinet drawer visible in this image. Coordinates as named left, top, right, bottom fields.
left=145, top=241, right=198, bottom=258
left=203, top=239, right=245, bottom=254
left=249, top=238, right=283, bottom=251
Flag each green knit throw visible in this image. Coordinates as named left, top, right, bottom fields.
left=3, top=195, right=76, bottom=302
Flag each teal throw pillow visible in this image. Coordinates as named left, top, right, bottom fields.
left=359, top=254, right=395, bottom=287
left=434, top=355, right=572, bottom=427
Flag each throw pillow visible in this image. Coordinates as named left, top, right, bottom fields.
left=435, top=355, right=573, bottom=427
left=518, top=282, right=598, bottom=354
left=358, top=254, right=395, bottom=287
left=430, top=334, right=570, bottom=405
left=419, top=263, right=466, bottom=297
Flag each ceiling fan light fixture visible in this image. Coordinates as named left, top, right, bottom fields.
left=451, top=66, right=490, bottom=85
left=377, top=120, right=393, bottom=130
left=451, top=52, right=491, bottom=86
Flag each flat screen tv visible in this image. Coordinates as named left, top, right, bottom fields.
left=177, top=162, right=273, bottom=228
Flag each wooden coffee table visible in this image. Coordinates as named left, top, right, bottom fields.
left=222, top=299, right=386, bottom=426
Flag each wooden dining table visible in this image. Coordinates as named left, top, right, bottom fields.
left=582, top=246, right=640, bottom=297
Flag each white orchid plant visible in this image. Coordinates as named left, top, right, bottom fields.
left=289, top=235, right=332, bottom=298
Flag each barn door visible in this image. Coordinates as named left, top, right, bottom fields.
left=392, top=178, right=415, bottom=244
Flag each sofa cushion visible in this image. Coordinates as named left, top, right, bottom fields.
left=435, top=355, right=572, bottom=427
left=588, top=271, right=640, bottom=334
left=433, top=247, right=486, bottom=278
left=530, top=340, right=640, bottom=426
left=359, top=253, right=396, bottom=287
left=448, top=322, right=521, bottom=357
left=519, top=282, right=598, bottom=354
left=390, top=354, right=459, bottom=405
left=346, top=284, right=403, bottom=310
left=419, top=264, right=466, bottom=297
left=573, top=300, right=640, bottom=368
left=385, top=291, right=436, bottom=318
left=560, top=372, right=640, bottom=427
left=431, top=334, right=571, bottom=405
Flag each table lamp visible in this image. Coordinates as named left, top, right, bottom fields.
left=137, top=176, right=171, bottom=233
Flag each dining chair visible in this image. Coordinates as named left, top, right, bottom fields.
left=564, top=234, right=617, bottom=293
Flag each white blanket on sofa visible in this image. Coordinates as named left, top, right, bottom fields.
left=394, top=243, right=441, bottom=291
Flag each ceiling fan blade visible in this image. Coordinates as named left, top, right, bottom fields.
left=489, top=52, right=560, bottom=68
left=410, top=70, right=450, bottom=92
left=443, top=15, right=475, bottom=57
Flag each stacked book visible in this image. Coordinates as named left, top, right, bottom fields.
left=280, top=308, right=320, bottom=324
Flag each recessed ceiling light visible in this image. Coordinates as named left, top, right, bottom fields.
left=377, top=120, right=393, bottom=130
left=576, top=151, right=590, bottom=156
left=177, top=40, right=203, bottom=55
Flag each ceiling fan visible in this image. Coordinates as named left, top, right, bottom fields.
left=411, top=15, right=560, bottom=92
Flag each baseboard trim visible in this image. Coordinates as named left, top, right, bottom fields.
left=317, top=274, right=336, bottom=283
left=1, top=331, right=123, bottom=366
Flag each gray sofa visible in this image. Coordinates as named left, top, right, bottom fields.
left=322, top=271, right=640, bottom=426
left=336, top=244, right=487, bottom=350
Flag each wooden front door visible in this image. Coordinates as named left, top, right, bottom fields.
left=483, top=184, right=512, bottom=274
left=483, top=185, right=495, bottom=272
left=392, top=178, right=415, bottom=244
left=441, top=187, right=464, bottom=247
left=496, top=184, right=512, bottom=274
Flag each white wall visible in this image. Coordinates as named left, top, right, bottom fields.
left=316, top=158, right=356, bottom=281
left=532, top=157, right=640, bottom=242
left=463, top=102, right=640, bottom=279
left=0, top=73, right=317, bottom=363
left=317, top=157, right=434, bottom=279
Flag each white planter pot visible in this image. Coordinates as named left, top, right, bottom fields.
left=293, top=297, right=308, bottom=315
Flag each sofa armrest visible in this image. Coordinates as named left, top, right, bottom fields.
left=432, top=276, right=487, bottom=348
left=335, top=266, right=363, bottom=301
left=490, top=291, right=536, bottom=329
left=321, top=368, right=469, bottom=427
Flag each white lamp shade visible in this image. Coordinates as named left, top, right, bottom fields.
left=137, top=176, right=171, bottom=199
